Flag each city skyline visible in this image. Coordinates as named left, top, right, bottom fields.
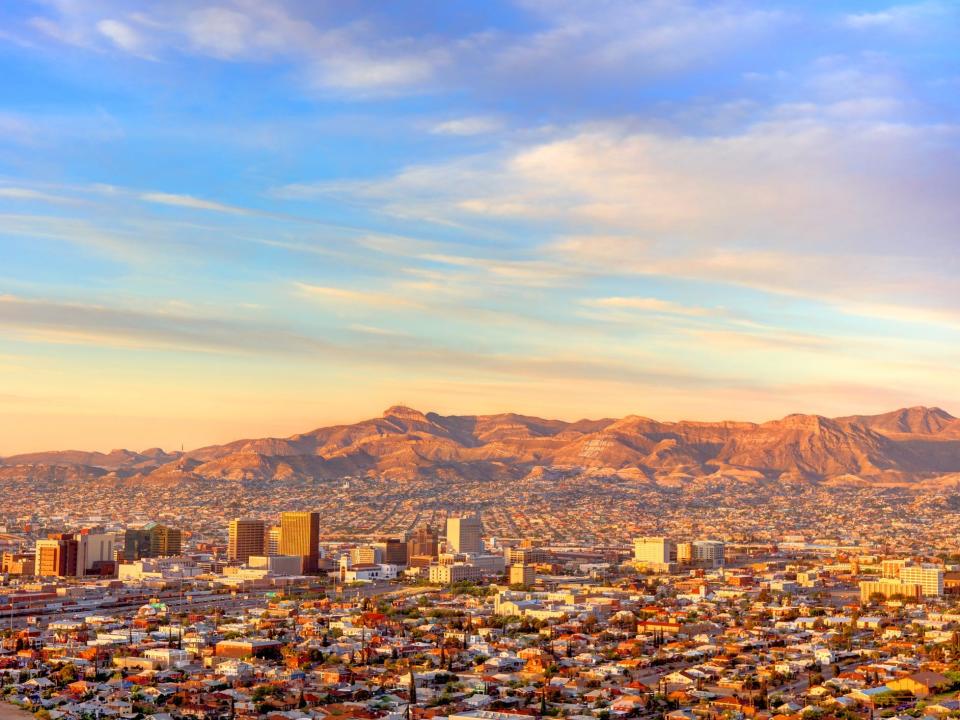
left=2, top=1, right=959, bottom=454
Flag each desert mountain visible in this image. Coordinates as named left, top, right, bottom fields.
left=2, top=405, right=959, bottom=485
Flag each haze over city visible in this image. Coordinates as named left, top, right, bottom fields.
left=2, top=1, right=959, bottom=455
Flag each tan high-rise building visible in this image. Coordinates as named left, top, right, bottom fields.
left=280, top=511, right=320, bottom=573
left=446, top=514, right=483, bottom=554
left=150, top=524, right=183, bottom=557
left=228, top=519, right=266, bottom=563
left=265, top=526, right=281, bottom=556
left=408, top=526, right=438, bottom=560
left=35, top=530, right=114, bottom=577
left=35, top=536, right=78, bottom=577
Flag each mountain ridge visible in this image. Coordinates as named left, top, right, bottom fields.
left=2, top=405, right=959, bottom=486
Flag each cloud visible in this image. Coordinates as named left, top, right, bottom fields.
left=431, top=116, right=504, bottom=136
left=23, top=1, right=446, bottom=96
left=494, top=0, right=787, bottom=87
left=418, top=253, right=572, bottom=287
left=0, top=294, right=333, bottom=356
left=139, top=191, right=251, bottom=215
left=96, top=19, right=147, bottom=55
left=843, top=2, right=954, bottom=32
left=184, top=7, right=257, bottom=59
left=293, top=282, right=423, bottom=309
left=583, top=296, right=717, bottom=317
left=19, top=0, right=794, bottom=100
left=0, top=187, right=78, bottom=204
left=316, top=113, right=959, bottom=325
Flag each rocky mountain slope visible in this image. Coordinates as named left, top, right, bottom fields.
left=3, top=405, right=959, bottom=485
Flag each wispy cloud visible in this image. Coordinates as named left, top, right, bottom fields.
left=0, top=294, right=332, bottom=356
left=843, top=1, right=955, bottom=32
left=430, top=116, right=504, bottom=136
left=24, top=1, right=449, bottom=96
left=139, top=192, right=251, bottom=215
left=583, top=296, right=719, bottom=317
left=293, top=282, right=423, bottom=309
left=0, top=187, right=79, bottom=204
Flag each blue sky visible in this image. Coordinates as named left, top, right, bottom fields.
left=0, top=0, right=958, bottom=454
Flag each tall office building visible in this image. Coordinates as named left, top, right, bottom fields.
left=408, top=526, right=439, bottom=560
left=446, top=514, right=483, bottom=554
left=265, top=526, right=282, bottom=556
left=77, top=529, right=116, bottom=574
left=228, top=519, right=266, bottom=563
left=149, top=524, right=183, bottom=557
left=280, top=511, right=320, bottom=573
left=124, top=527, right=153, bottom=560
left=692, top=540, right=725, bottom=568
left=124, top=523, right=182, bottom=559
left=35, top=530, right=115, bottom=577
left=633, top=537, right=676, bottom=566
left=374, top=537, right=408, bottom=565
left=35, top=535, right=78, bottom=577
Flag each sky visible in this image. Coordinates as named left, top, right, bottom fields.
left=0, top=0, right=959, bottom=455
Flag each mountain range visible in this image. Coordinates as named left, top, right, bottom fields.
left=3, top=405, right=960, bottom=486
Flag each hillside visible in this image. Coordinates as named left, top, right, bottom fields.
left=2, top=405, right=959, bottom=485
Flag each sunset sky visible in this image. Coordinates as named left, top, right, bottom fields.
left=1, top=1, right=959, bottom=455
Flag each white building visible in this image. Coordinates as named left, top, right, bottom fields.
left=143, top=648, right=192, bottom=668
left=118, top=557, right=201, bottom=581
left=900, top=564, right=944, bottom=597
left=692, top=540, right=725, bottom=567
left=633, top=537, right=675, bottom=566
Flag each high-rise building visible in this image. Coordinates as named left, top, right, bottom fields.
left=124, top=527, right=153, bottom=560
left=124, top=523, right=182, bottom=559
left=633, top=537, right=676, bottom=566
left=35, top=535, right=78, bottom=577
left=265, top=526, right=282, bottom=556
left=446, top=514, right=483, bottom=554
left=77, top=529, right=116, bottom=574
left=692, top=540, right=725, bottom=568
left=280, top=511, right=320, bottom=573
left=408, top=526, right=439, bottom=560
left=35, top=530, right=115, bottom=577
left=373, top=537, right=408, bottom=565
left=900, top=564, right=944, bottom=597
left=228, top=519, right=266, bottom=563
left=149, top=524, right=183, bottom=557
